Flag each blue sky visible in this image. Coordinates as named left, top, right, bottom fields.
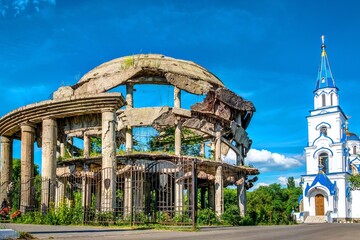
left=1, top=0, right=360, bottom=187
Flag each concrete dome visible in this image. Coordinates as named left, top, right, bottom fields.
left=71, top=54, right=224, bottom=96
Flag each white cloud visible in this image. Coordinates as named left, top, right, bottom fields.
left=246, top=149, right=304, bottom=172
left=0, top=0, right=55, bottom=17
left=278, top=176, right=288, bottom=186
left=252, top=182, right=269, bottom=190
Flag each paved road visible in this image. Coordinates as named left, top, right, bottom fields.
left=2, top=223, right=360, bottom=240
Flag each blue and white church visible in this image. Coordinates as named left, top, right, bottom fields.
left=300, top=36, right=360, bottom=223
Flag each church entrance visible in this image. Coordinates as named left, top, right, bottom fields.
left=315, top=194, right=325, bottom=215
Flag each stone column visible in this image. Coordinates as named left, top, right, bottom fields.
left=214, top=124, right=223, bottom=216
left=174, top=86, right=181, bottom=108
left=208, top=184, right=215, bottom=210
left=237, top=177, right=246, bottom=217
left=175, top=118, right=182, bottom=156
left=200, top=142, right=205, bottom=157
left=41, top=118, right=57, bottom=209
left=124, top=170, right=133, bottom=217
left=175, top=170, right=184, bottom=213
left=0, top=136, right=13, bottom=203
left=215, top=165, right=223, bottom=216
left=173, top=87, right=183, bottom=214
left=20, top=123, right=35, bottom=212
left=126, top=83, right=133, bottom=152
left=101, top=109, right=116, bottom=211
left=82, top=175, right=91, bottom=208
left=55, top=178, right=64, bottom=208
left=83, top=133, right=91, bottom=158
left=67, top=137, right=73, bottom=157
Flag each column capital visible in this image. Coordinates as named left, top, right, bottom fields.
left=20, top=122, right=36, bottom=133
left=0, top=135, right=13, bottom=144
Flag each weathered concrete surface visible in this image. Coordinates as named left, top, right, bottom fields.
left=4, top=223, right=360, bottom=240
left=20, top=123, right=35, bottom=212
left=101, top=109, right=116, bottom=210
left=41, top=118, right=57, bottom=207
left=0, top=136, right=12, bottom=202
left=72, top=54, right=224, bottom=96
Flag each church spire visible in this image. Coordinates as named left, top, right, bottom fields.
left=315, top=35, right=336, bottom=90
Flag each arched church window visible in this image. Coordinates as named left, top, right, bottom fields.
left=353, top=146, right=357, bottom=155
left=319, top=153, right=329, bottom=173
left=320, top=126, right=327, bottom=136
left=330, top=93, right=334, bottom=106
left=321, top=94, right=326, bottom=107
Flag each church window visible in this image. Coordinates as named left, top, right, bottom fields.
left=330, top=93, right=334, bottom=106
left=321, top=94, right=326, bottom=107
left=319, top=153, right=329, bottom=173
left=320, top=126, right=327, bottom=135
left=353, top=146, right=357, bottom=155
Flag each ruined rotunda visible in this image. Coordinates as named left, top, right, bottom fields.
left=0, top=54, right=258, bottom=224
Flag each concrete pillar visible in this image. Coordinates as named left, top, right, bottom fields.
left=175, top=170, right=184, bottom=213
left=124, top=171, right=133, bottom=217
left=215, top=125, right=221, bottom=162
left=41, top=118, right=57, bottom=209
left=215, top=165, right=223, bottom=216
left=83, top=133, right=91, bottom=158
left=125, top=127, right=133, bottom=152
left=200, top=142, right=205, bottom=157
left=174, top=86, right=181, bottom=108
left=126, top=83, right=134, bottom=109
left=55, top=178, right=64, bottom=208
left=0, top=136, right=13, bottom=203
left=82, top=175, right=91, bottom=208
left=214, top=124, right=223, bottom=216
left=236, top=144, right=243, bottom=166
left=236, top=112, right=242, bottom=127
left=237, top=177, right=246, bottom=217
left=60, top=143, right=65, bottom=158
left=101, top=109, right=116, bottom=211
left=67, top=137, right=73, bottom=157
left=126, top=83, right=133, bottom=152
left=20, top=123, right=35, bottom=212
left=175, top=118, right=182, bottom=156
left=208, top=184, right=215, bottom=210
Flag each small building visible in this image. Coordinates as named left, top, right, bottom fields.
left=0, top=54, right=258, bottom=224
left=300, top=37, right=360, bottom=223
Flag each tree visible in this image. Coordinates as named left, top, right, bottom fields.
left=287, top=177, right=295, bottom=189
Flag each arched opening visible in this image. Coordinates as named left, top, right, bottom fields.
left=330, top=93, right=334, bottom=106
left=321, top=94, right=326, bottom=107
left=318, top=153, right=329, bottom=173
left=353, top=145, right=357, bottom=155
left=315, top=194, right=325, bottom=215
left=320, top=126, right=327, bottom=136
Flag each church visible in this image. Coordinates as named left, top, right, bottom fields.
left=300, top=36, right=360, bottom=223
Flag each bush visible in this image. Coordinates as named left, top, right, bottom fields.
left=221, top=205, right=241, bottom=226
left=197, top=208, right=220, bottom=225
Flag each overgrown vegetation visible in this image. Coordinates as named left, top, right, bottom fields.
left=149, top=127, right=203, bottom=156
left=348, top=174, right=360, bottom=189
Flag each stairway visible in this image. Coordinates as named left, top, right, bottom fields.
left=304, top=215, right=327, bottom=223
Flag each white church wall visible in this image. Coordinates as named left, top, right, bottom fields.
left=351, top=190, right=360, bottom=218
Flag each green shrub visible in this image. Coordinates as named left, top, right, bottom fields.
left=197, top=208, right=219, bottom=225
left=221, top=205, right=241, bottom=226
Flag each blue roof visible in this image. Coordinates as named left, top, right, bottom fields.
left=347, top=133, right=360, bottom=141
left=305, top=172, right=336, bottom=196
left=315, top=38, right=336, bottom=91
